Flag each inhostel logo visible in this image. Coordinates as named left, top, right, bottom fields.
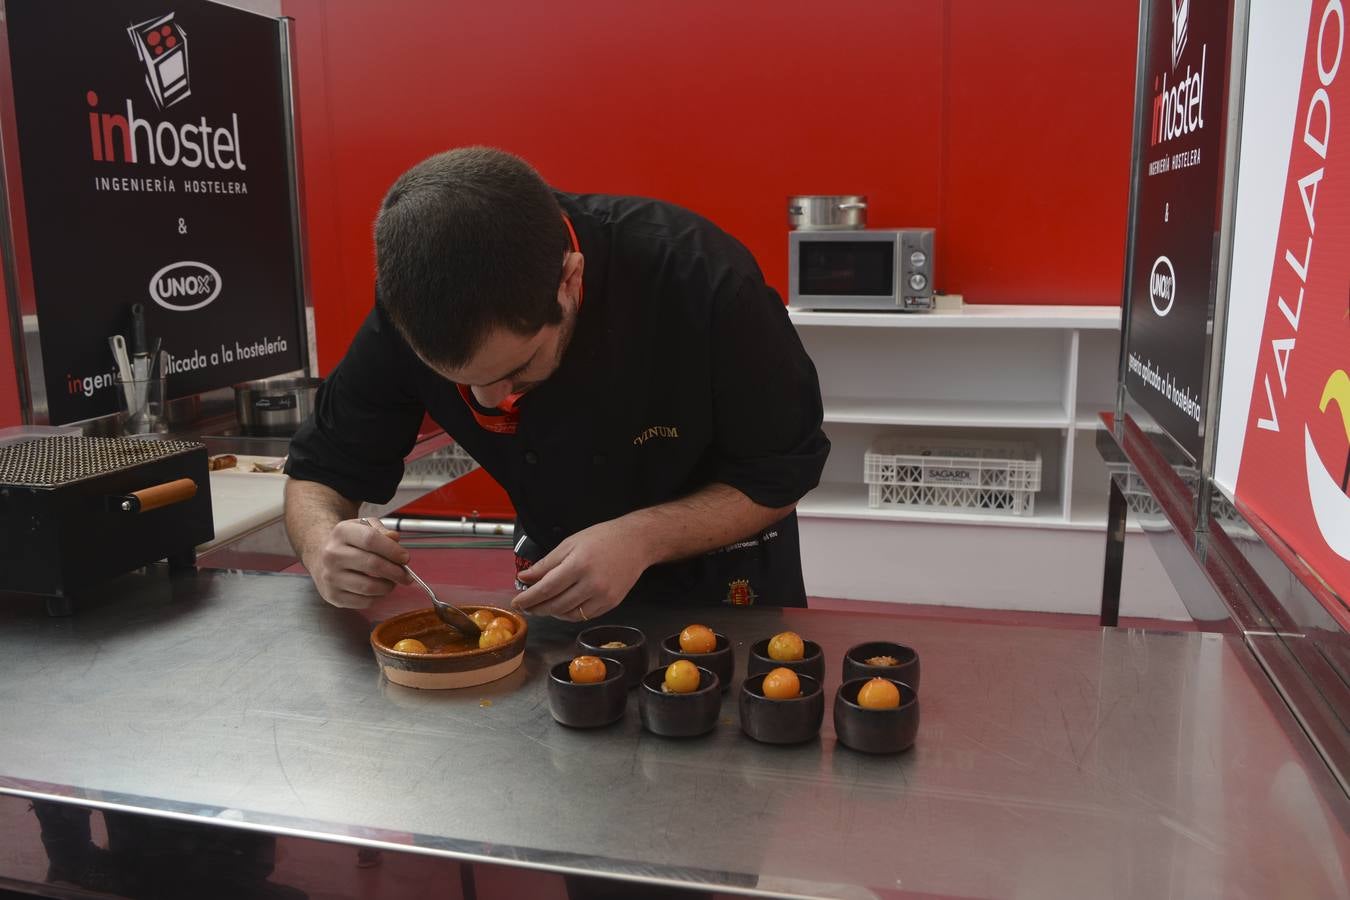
left=128, top=13, right=191, bottom=110
left=1152, top=0, right=1206, bottom=147
left=85, top=12, right=246, bottom=171
left=1171, top=0, right=1190, bottom=71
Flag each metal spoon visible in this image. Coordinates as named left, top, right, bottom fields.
left=360, top=518, right=482, bottom=638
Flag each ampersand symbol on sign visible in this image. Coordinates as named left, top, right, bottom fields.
left=177, top=218, right=187, bottom=235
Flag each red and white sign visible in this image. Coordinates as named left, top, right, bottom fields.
left=1217, top=0, right=1350, bottom=602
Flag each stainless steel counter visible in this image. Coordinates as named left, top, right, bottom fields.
left=0, top=569, right=1347, bottom=899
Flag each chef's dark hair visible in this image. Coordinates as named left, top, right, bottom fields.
left=374, top=147, right=569, bottom=368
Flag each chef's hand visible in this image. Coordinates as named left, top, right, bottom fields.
left=512, top=519, right=650, bottom=621
left=307, top=517, right=412, bottom=609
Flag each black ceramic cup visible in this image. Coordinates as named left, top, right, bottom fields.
left=577, top=625, right=648, bottom=690
left=833, top=677, right=919, bottom=754
left=739, top=672, right=824, bottom=744
left=659, top=632, right=734, bottom=692
left=747, top=636, right=825, bottom=682
left=638, top=665, right=722, bottom=737
left=546, top=658, right=627, bottom=728
left=842, top=641, right=921, bottom=692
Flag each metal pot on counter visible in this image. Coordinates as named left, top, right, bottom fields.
left=787, top=194, right=868, bottom=230
left=234, top=376, right=322, bottom=435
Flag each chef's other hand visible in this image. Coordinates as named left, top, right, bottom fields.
left=512, top=519, right=649, bottom=621
left=308, top=517, right=411, bottom=609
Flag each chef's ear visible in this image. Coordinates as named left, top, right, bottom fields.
left=560, top=251, right=584, bottom=301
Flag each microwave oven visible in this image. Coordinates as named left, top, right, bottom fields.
left=788, top=228, right=935, bottom=312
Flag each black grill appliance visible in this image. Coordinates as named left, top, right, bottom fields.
left=0, top=437, right=214, bottom=614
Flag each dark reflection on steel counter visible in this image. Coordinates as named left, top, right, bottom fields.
left=29, top=799, right=307, bottom=899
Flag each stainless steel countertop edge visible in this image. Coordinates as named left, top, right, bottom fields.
left=0, top=782, right=829, bottom=899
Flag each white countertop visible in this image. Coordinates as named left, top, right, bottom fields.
left=197, top=431, right=460, bottom=553
left=200, top=456, right=288, bottom=551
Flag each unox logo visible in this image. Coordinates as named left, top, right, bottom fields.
left=1171, top=0, right=1190, bottom=70
left=1151, top=1, right=1206, bottom=147
left=149, top=261, right=221, bottom=312
left=1148, top=255, right=1175, bottom=316
left=128, top=13, right=191, bottom=110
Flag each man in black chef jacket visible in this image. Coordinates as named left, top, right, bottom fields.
left=284, top=147, right=829, bottom=620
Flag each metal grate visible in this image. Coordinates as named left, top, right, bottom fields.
left=0, top=437, right=202, bottom=487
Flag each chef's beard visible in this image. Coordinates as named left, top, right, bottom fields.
left=551, top=298, right=579, bottom=370
left=514, top=293, right=579, bottom=396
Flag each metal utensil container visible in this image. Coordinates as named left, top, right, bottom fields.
left=787, top=194, right=868, bottom=230
left=234, top=376, right=322, bottom=436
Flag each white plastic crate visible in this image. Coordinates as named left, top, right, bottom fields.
left=1103, top=461, right=1247, bottom=531
left=864, top=437, right=1042, bottom=516
left=1105, top=463, right=1181, bottom=517
left=401, top=442, right=480, bottom=488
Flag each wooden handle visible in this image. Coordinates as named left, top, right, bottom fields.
left=130, top=478, right=197, bottom=512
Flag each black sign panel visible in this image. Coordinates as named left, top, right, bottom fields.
left=6, top=0, right=303, bottom=425
left=1123, top=0, right=1232, bottom=459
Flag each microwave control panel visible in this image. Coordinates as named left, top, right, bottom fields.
left=898, top=229, right=935, bottom=311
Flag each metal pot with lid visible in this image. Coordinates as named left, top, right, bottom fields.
left=787, top=195, right=868, bottom=230
left=234, top=376, right=322, bottom=436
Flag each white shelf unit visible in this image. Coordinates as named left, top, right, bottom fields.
left=792, top=304, right=1123, bottom=531
left=823, top=397, right=1070, bottom=429
left=790, top=305, right=1183, bottom=618
left=789, top=306, right=1121, bottom=330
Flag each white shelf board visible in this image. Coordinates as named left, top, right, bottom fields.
left=798, top=482, right=1109, bottom=531
left=1074, top=405, right=1113, bottom=429
left=789, top=305, right=1121, bottom=331
left=823, top=396, right=1070, bottom=429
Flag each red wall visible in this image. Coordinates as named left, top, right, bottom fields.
left=945, top=4, right=1139, bottom=304
left=283, top=0, right=1139, bottom=373
left=0, top=1, right=1139, bottom=428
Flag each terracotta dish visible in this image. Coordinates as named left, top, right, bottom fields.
left=370, top=606, right=528, bottom=689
